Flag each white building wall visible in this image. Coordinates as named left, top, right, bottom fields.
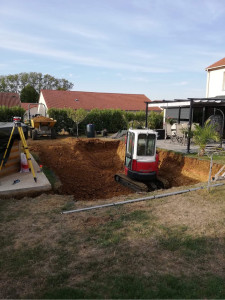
left=23, top=106, right=38, bottom=121
left=38, top=92, right=48, bottom=116
left=206, top=68, right=225, bottom=97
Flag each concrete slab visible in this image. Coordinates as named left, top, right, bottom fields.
left=156, top=139, right=225, bottom=154
left=156, top=139, right=199, bottom=153
left=0, top=155, right=52, bottom=198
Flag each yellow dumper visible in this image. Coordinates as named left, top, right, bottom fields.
left=30, top=116, right=57, bottom=140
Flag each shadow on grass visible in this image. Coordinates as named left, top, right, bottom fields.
left=31, top=151, right=61, bottom=190
left=87, top=210, right=152, bottom=247
left=40, top=273, right=225, bottom=299
left=158, top=225, right=214, bottom=257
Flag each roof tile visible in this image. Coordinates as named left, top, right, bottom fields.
left=0, top=92, right=21, bottom=107
left=206, top=57, right=225, bottom=70
left=21, top=103, right=39, bottom=110
left=41, top=90, right=160, bottom=111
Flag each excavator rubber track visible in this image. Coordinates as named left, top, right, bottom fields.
left=156, top=175, right=170, bottom=189
left=115, top=173, right=170, bottom=193
left=115, top=174, right=148, bottom=192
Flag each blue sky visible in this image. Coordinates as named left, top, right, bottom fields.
left=0, top=0, right=225, bottom=100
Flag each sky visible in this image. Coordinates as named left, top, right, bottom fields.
left=0, top=0, right=225, bottom=100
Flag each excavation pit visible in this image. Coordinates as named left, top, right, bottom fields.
left=29, top=138, right=222, bottom=201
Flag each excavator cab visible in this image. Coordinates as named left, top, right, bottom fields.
left=115, top=128, right=168, bottom=192
left=124, top=129, right=159, bottom=182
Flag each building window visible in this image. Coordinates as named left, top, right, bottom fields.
left=166, top=107, right=190, bottom=123
left=166, top=108, right=179, bottom=121
left=180, top=108, right=190, bottom=121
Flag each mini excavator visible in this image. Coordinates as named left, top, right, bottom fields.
left=115, top=128, right=169, bottom=192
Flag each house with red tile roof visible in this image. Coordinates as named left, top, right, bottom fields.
left=206, top=57, right=225, bottom=97
left=38, top=90, right=161, bottom=115
left=0, top=92, right=21, bottom=107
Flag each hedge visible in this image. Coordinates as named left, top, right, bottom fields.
left=0, top=106, right=163, bottom=132
left=48, top=108, right=128, bottom=133
left=128, top=112, right=163, bottom=130
left=47, top=108, right=163, bottom=134
left=48, top=108, right=74, bottom=133
left=0, top=106, right=26, bottom=122
left=148, top=111, right=163, bottom=129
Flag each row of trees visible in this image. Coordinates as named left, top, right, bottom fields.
left=0, top=72, right=74, bottom=103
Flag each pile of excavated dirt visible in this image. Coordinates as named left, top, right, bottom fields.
left=29, top=138, right=133, bottom=200
left=29, top=138, right=223, bottom=201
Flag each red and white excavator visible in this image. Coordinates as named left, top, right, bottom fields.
left=115, top=128, right=169, bottom=192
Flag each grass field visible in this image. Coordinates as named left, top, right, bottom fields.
left=185, top=152, right=225, bottom=165
left=1, top=182, right=225, bottom=299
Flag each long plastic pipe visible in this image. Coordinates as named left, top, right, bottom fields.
left=62, top=182, right=224, bottom=214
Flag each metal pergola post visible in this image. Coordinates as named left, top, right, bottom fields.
left=145, top=101, right=149, bottom=128
left=187, top=98, right=193, bottom=153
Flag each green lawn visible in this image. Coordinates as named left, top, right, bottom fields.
left=1, top=183, right=225, bottom=299
left=185, top=152, right=225, bottom=165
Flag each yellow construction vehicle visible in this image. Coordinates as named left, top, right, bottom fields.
left=27, top=104, right=57, bottom=140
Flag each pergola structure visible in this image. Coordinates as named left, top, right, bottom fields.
left=145, top=97, right=225, bottom=153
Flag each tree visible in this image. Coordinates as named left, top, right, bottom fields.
left=193, top=120, right=220, bottom=156
left=20, top=84, right=39, bottom=103
left=67, top=108, right=88, bottom=137
left=0, top=72, right=74, bottom=95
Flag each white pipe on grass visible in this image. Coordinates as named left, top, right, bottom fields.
left=61, top=182, right=224, bottom=214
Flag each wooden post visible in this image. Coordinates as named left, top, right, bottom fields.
left=207, top=154, right=213, bottom=192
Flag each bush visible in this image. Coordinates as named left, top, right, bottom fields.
left=148, top=111, right=163, bottom=129
left=84, top=109, right=102, bottom=131
left=100, top=109, right=113, bottom=130
left=123, top=111, right=136, bottom=122
left=128, top=120, right=145, bottom=129
left=0, top=106, right=26, bottom=122
left=85, top=109, right=127, bottom=132
left=111, top=110, right=127, bottom=132
left=134, top=111, right=146, bottom=122
left=48, top=108, right=74, bottom=133
left=193, top=121, right=220, bottom=156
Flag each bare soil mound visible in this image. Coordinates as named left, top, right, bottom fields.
left=158, top=150, right=222, bottom=187
left=29, top=138, right=223, bottom=201
left=29, top=138, right=132, bottom=200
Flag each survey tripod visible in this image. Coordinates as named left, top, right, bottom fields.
left=0, top=117, right=37, bottom=182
